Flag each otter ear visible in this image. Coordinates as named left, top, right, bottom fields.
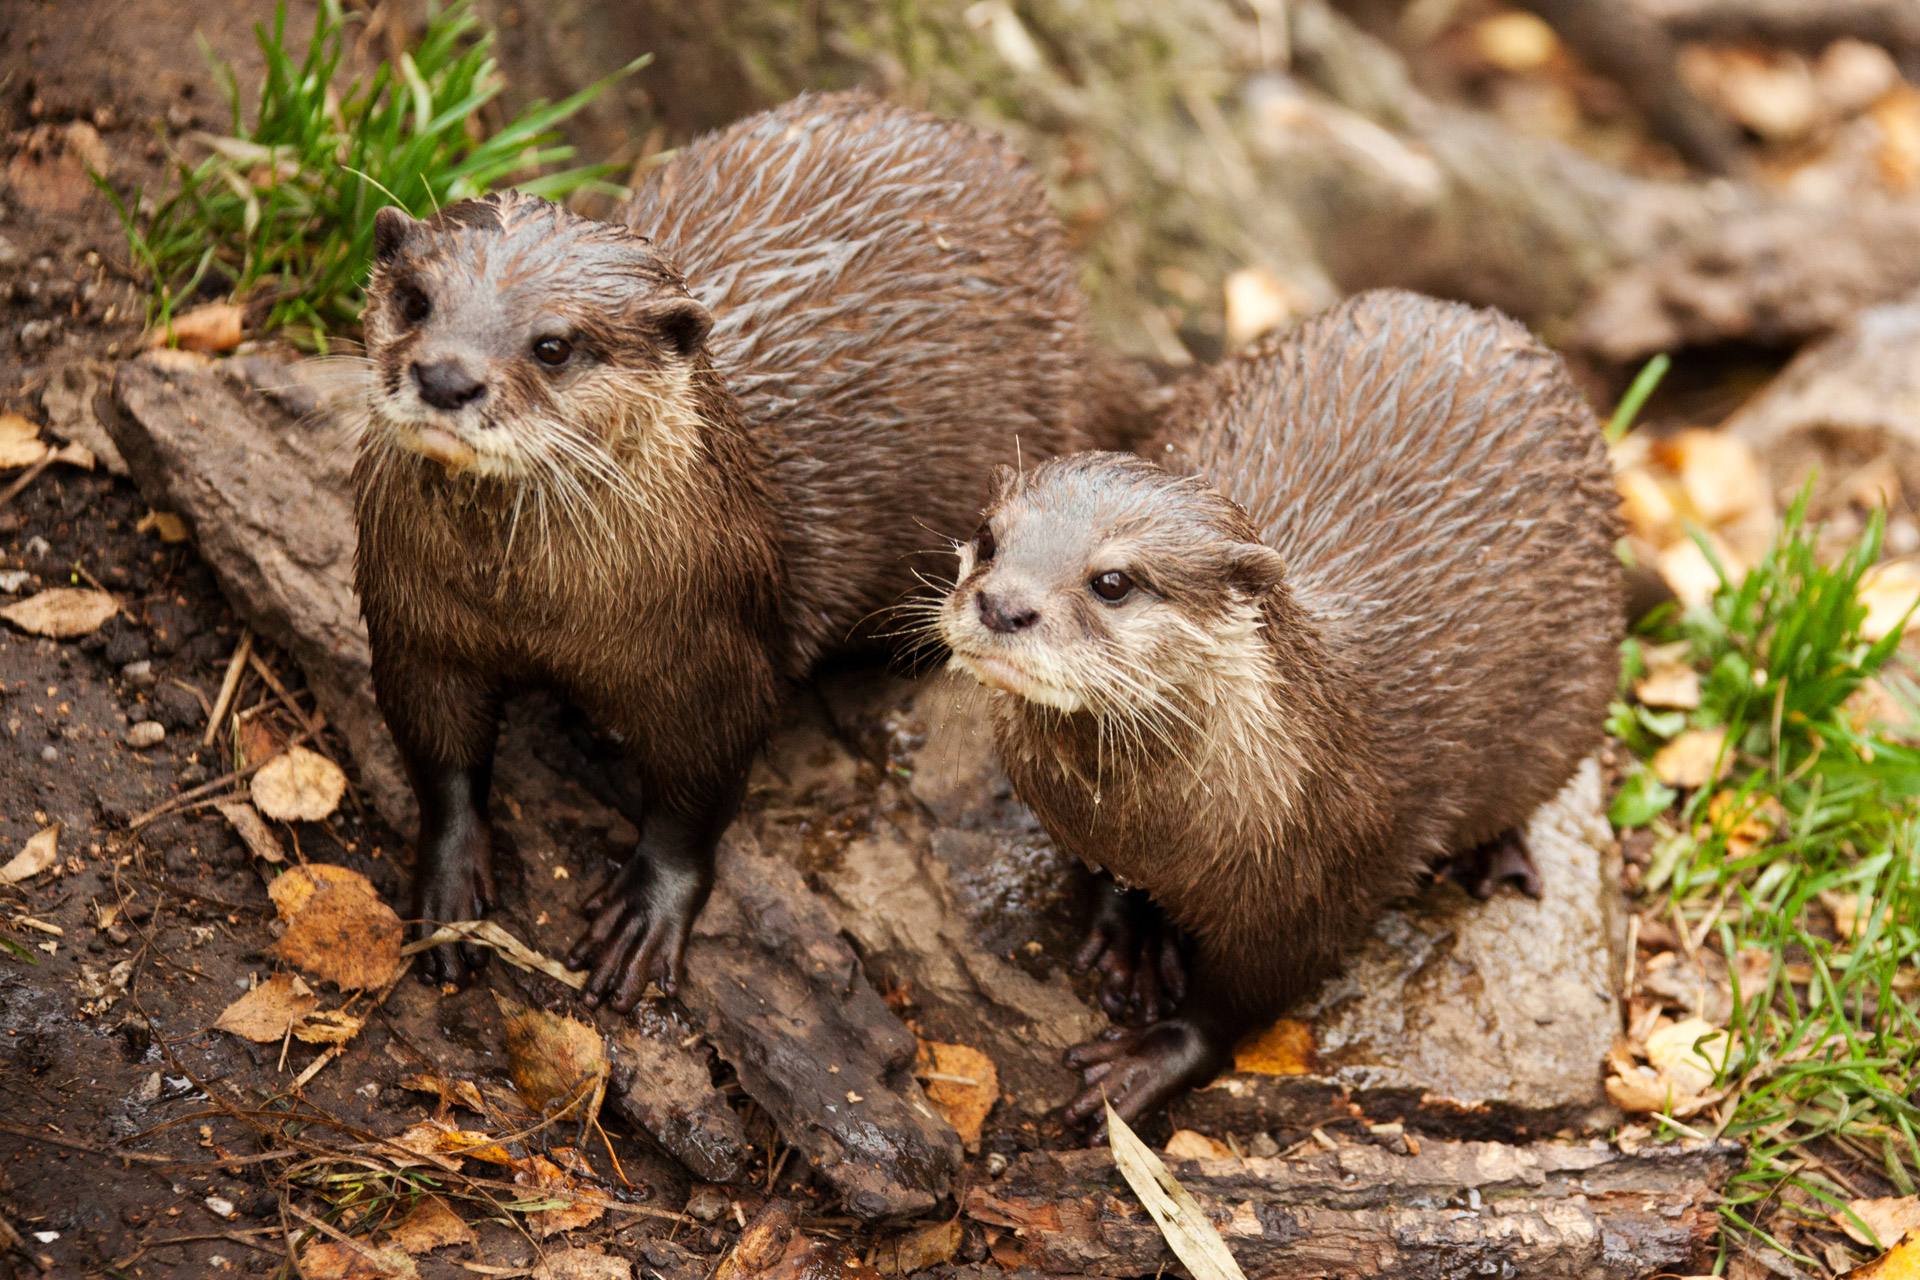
left=1225, top=542, right=1285, bottom=596
left=640, top=296, right=713, bottom=358
left=372, top=206, right=420, bottom=264
left=989, top=463, right=1020, bottom=502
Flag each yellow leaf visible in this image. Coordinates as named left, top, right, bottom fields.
left=1232, top=1018, right=1314, bottom=1075
left=915, top=1040, right=998, bottom=1151
left=1860, top=561, right=1920, bottom=642
left=252, top=746, right=347, bottom=822
left=0, top=413, right=48, bottom=470
left=1847, top=1228, right=1920, bottom=1279
left=1652, top=727, right=1728, bottom=789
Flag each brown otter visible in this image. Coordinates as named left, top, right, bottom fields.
left=353, top=91, right=1147, bottom=1008
left=938, top=290, right=1623, bottom=1125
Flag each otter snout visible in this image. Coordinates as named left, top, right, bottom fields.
left=977, top=589, right=1039, bottom=634
left=412, top=359, right=487, bottom=411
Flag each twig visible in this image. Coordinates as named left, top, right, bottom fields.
left=0, top=1205, right=48, bottom=1272
left=203, top=629, right=254, bottom=748
left=128, top=733, right=310, bottom=829
left=246, top=648, right=325, bottom=745
left=0, top=456, right=54, bottom=511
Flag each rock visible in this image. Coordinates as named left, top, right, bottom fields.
left=1723, top=288, right=1920, bottom=515
left=126, top=721, right=165, bottom=749
left=40, top=360, right=128, bottom=476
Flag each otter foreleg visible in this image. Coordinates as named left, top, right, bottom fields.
left=1061, top=989, right=1242, bottom=1136
left=571, top=770, right=746, bottom=1012
left=374, top=652, right=503, bottom=988
left=1074, top=875, right=1188, bottom=1025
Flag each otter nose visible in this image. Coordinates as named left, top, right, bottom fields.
left=977, top=590, right=1039, bottom=634
left=412, top=360, right=487, bottom=411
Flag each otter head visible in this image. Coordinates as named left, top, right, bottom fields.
left=940, top=452, right=1286, bottom=723
left=362, top=192, right=713, bottom=481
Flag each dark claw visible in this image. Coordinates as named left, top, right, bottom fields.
left=1060, top=1016, right=1232, bottom=1136
left=1075, top=878, right=1187, bottom=1026
left=1447, top=829, right=1544, bottom=901
left=413, top=821, right=496, bottom=987
left=569, top=851, right=703, bottom=1014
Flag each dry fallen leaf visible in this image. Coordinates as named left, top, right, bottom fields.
left=153, top=301, right=245, bottom=354
left=495, top=993, right=609, bottom=1133
left=297, top=1239, right=419, bottom=1280
left=1233, top=1017, right=1314, bottom=1075
left=1848, top=1229, right=1920, bottom=1280
left=1822, top=888, right=1864, bottom=941
left=1, top=588, right=117, bottom=638
left=1604, top=1065, right=1678, bottom=1114
left=399, top=1072, right=490, bottom=1117
left=135, top=510, right=190, bottom=543
left=1105, top=1100, right=1247, bottom=1280
left=216, top=800, right=285, bottom=863
left=404, top=918, right=585, bottom=988
left=1645, top=1016, right=1738, bottom=1099
left=915, top=1040, right=998, bottom=1151
left=1165, top=1130, right=1233, bottom=1161
left=1222, top=268, right=1307, bottom=350
left=1473, top=11, right=1558, bottom=72
left=384, top=1195, right=475, bottom=1255
left=252, top=746, right=347, bottom=822
left=511, top=1152, right=606, bottom=1237
left=875, top=1219, right=963, bottom=1276
left=392, top=1119, right=513, bottom=1168
left=1702, top=790, right=1783, bottom=859
left=213, top=973, right=320, bottom=1043
left=269, top=864, right=404, bottom=991
left=530, top=1249, right=632, bottom=1280
left=0, top=413, right=48, bottom=469
left=1652, top=727, right=1729, bottom=789
left=0, top=824, right=60, bottom=885
left=1634, top=652, right=1701, bottom=711
left=1860, top=561, right=1920, bottom=642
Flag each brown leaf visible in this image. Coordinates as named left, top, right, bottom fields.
left=153, top=301, right=245, bottom=354
left=216, top=800, right=285, bottom=863
left=1846, top=1229, right=1920, bottom=1279
left=1860, top=561, right=1920, bottom=642
left=252, top=746, right=347, bottom=822
left=0, top=413, right=48, bottom=470
left=1233, top=1017, right=1314, bottom=1075
left=1165, top=1130, right=1233, bottom=1160
left=391, top=1119, right=513, bottom=1168
left=1645, top=1016, right=1738, bottom=1099
left=915, top=1040, right=997, bottom=1151
left=1652, top=727, right=1729, bottom=789
left=213, top=973, right=320, bottom=1042
left=297, top=1240, right=418, bottom=1280
left=1, top=588, right=117, bottom=638
left=1634, top=649, right=1701, bottom=711
left=399, top=1072, right=489, bottom=1117
left=384, top=1195, right=475, bottom=1255
left=494, top=994, right=608, bottom=1133
left=0, top=824, right=60, bottom=885
left=531, top=1249, right=632, bottom=1280
left=269, top=864, right=404, bottom=991
left=875, top=1219, right=962, bottom=1276
left=511, top=1152, right=606, bottom=1237
left=135, top=510, right=190, bottom=543
left=1822, top=889, right=1864, bottom=941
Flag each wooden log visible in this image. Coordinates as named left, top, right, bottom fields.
left=964, top=1139, right=1741, bottom=1279
left=105, top=352, right=962, bottom=1217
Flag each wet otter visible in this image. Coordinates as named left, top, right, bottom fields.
left=939, top=290, right=1622, bottom=1125
left=354, top=91, right=1146, bottom=1008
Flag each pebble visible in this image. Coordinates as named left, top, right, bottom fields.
left=121, top=658, right=156, bottom=687
left=684, top=1184, right=729, bottom=1224
left=126, top=720, right=165, bottom=749
left=39, top=745, right=57, bottom=763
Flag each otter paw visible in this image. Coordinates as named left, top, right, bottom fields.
left=1073, top=884, right=1187, bottom=1025
left=412, top=828, right=498, bottom=988
left=1061, top=1017, right=1231, bottom=1135
left=569, top=865, right=699, bottom=1013
left=1447, top=829, right=1543, bottom=900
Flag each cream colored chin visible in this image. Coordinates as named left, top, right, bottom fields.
left=946, top=650, right=1084, bottom=713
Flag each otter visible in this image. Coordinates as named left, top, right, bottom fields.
left=353, top=91, right=1147, bottom=1008
left=938, top=290, right=1623, bottom=1125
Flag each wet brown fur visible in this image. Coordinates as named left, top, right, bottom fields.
left=354, top=91, right=1140, bottom=812
left=951, top=290, right=1624, bottom=1027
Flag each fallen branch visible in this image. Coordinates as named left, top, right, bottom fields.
left=967, top=1137, right=1740, bottom=1279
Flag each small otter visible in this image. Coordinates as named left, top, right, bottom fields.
left=354, top=92, right=1144, bottom=1006
left=939, top=290, right=1623, bottom=1125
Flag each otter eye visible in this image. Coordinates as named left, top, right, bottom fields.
left=1090, top=570, right=1134, bottom=603
left=396, top=284, right=431, bottom=326
left=532, top=336, right=573, bottom=367
left=973, top=522, right=997, bottom=564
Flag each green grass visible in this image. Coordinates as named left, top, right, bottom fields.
left=102, top=0, right=643, bottom=347
left=1609, top=489, right=1920, bottom=1268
